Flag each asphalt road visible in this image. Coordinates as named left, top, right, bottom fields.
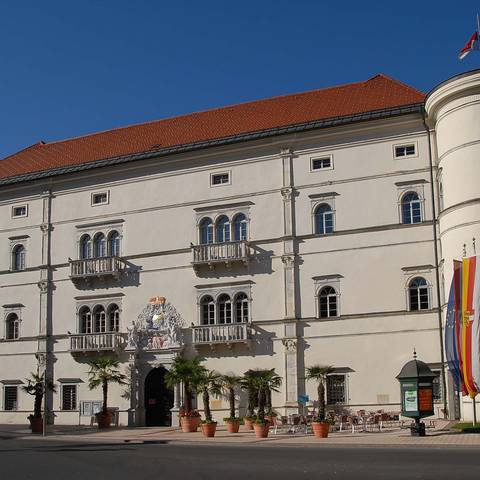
left=1, top=437, right=480, bottom=479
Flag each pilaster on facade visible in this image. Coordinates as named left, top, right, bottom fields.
left=282, top=321, right=300, bottom=413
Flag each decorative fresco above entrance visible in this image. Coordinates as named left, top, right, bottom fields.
left=126, top=296, right=185, bottom=351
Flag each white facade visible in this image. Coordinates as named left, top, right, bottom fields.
left=1, top=70, right=478, bottom=426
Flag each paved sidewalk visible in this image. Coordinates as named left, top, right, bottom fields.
left=3, top=420, right=480, bottom=447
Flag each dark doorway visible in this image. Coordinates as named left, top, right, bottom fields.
left=144, top=367, right=174, bottom=426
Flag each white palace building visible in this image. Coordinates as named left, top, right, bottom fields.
left=1, top=69, right=479, bottom=426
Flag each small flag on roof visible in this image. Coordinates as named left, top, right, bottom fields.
left=459, top=15, right=480, bottom=60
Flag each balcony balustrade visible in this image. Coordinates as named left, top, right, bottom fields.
left=192, top=323, right=250, bottom=348
left=69, top=332, right=124, bottom=353
left=191, top=241, right=250, bottom=270
left=70, top=256, right=125, bottom=281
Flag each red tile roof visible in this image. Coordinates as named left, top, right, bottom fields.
left=0, top=74, right=425, bottom=182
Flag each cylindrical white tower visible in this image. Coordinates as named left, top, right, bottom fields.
left=426, top=69, right=480, bottom=420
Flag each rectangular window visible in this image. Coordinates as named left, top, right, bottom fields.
left=326, top=375, right=346, bottom=404
left=394, top=144, right=416, bottom=158
left=91, top=192, right=109, bottom=206
left=432, top=370, right=443, bottom=403
left=211, top=172, right=230, bottom=186
left=4, top=386, right=18, bottom=410
left=311, top=156, right=333, bottom=171
left=12, top=205, right=28, bottom=218
left=62, top=385, right=77, bottom=411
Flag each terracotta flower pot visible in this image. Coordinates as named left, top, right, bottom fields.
left=96, top=412, right=113, bottom=429
left=244, top=418, right=254, bottom=430
left=28, top=416, right=43, bottom=434
left=254, top=423, right=270, bottom=438
left=226, top=419, right=241, bottom=433
left=201, top=422, right=217, bottom=437
left=180, top=416, right=200, bottom=433
left=312, top=422, right=330, bottom=438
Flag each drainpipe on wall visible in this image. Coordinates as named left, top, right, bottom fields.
left=422, top=112, right=448, bottom=420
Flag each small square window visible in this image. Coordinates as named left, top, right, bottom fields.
left=394, top=144, right=416, bottom=158
left=4, top=385, right=18, bottom=410
left=12, top=205, right=28, bottom=218
left=211, top=172, right=230, bottom=186
left=311, top=156, right=333, bottom=171
left=91, top=192, right=109, bottom=206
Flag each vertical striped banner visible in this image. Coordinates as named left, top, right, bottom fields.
left=461, top=257, right=479, bottom=398
left=472, top=256, right=480, bottom=392
left=445, top=260, right=463, bottom=391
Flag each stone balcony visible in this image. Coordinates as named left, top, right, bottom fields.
left=192, top=323, right=251, bottom=349
left=69, top=257, right=126, bottom=281
left=191, top=241, right=251, bottom=271
left=69, top=333, right=125, bottom=353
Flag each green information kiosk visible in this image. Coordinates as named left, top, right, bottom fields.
left=396, top=352, right=435, bottom=436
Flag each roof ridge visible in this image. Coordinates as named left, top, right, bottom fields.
left=41, top=77, right=371, bottom=147
left=1, top=142, right=45, bottom=162
left=366, top=73, right=426, bottom=96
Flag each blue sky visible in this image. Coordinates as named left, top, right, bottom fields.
left=0, top=1, right=479, bottom=159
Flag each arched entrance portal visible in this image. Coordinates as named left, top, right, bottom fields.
left=144, top=367, right=174, bottom=426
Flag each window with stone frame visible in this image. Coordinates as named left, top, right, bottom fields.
left=408, top=277, right=430, bottom=311
left=196, top=284, right=252, bottom=325
left=200, top=295, right=215, bottom=325
left=76, top=221, right=123, bottom=260
left=326, top=375, right=346, bottom=404
left=61, top=384, right=78, bottom=411
left=319, top=286, right=338, bottom=318
left=5, top=313, right=20, bottom=340
left=314, top=274, right=341, bottom=319
left=194, top=202, right=252, bottom=246
left=77, top=299, right=122, bottom=334
left=4, top=385, right=18, bottom=410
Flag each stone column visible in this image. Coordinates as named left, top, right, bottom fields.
left=283, top=335, right=299, bottom=415
left=128, top=353, right=140, bottom=426
left=171, top=383, right=181, bottom=427
left=279, top=147, right=300, bottom=413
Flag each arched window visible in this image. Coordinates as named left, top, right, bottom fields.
left=319, top=286, right=338, bottom=318
left=401, top=192, right=422, bottom=224
left=409, top=277, right=429, bottom=311
left=108, top=304, right=120, bottom=332
left=11, top=245, right=25, bottom=271
left=235, top=292, right=249, bottom=323
left=314, top=204, right=334, bottom=234
left=108, top=231, right=120, bottom=257
left=80, top=235, right=92, bottom=259
left=5, top=313, right=20, bottom=340
left=233, top=214, right=248, bottom=241
left=216, top=216, right=231, bottom=243
left=93, top=233, right=107, bottom=258
left=93, top=306, right=107, bottom=333
left=79, top=306, right=92, bottom=334
left=201, top=296, right=215, bottom=325
left=218, top=294, right=232, bottom=324
left=199, top=218, right=214, bottom=245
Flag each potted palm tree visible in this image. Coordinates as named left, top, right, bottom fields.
left=87, top=356, right=127, bottom=429
left=249, top=368, right=282, bottom=438
left=240, top=370, right=258, bottom=430
left=251, top=370, right=270, bottom=438
left=22, top=371, right=56, bottom=434
left=198, top=369, right=222, bottom=437
left=165, top=356, right=205, bottom=433
left=221, top=374, right=241, bottom=433
left=264, top=368, right=282, bottom=422
left=305, top=365, right=335, bottom=438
